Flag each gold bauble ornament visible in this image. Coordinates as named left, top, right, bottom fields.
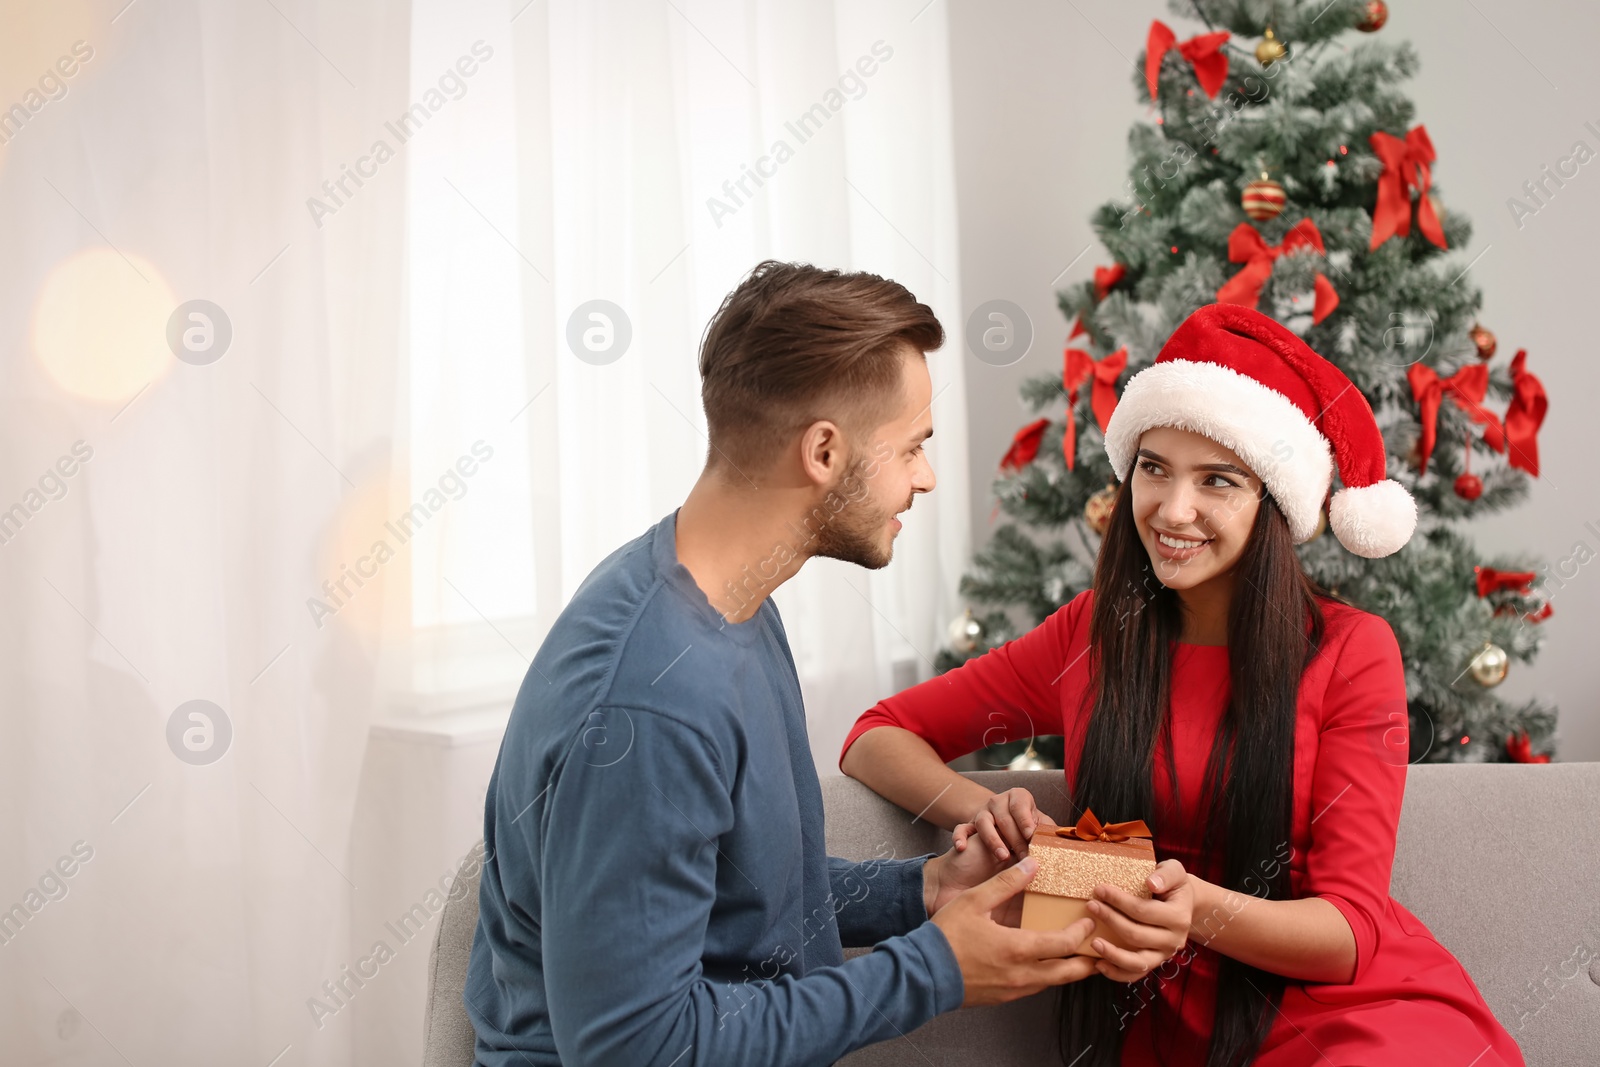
left=1310, top=505, right=1327, bottom=541
left=946, top=609, right=986, bottom=654
left=1470, top=322, right=1498, bottom=360
left=1467, top=641, right=1509, bottom=687
left=1085, top=482, right=1118, bottom=536
left=1242, top=175, right=1287, bottom=221
left=1255, top=27, right=1287, bottom=65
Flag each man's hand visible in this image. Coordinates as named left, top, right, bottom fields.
left=931, top=856, right=1098, bottom=1007
left=950, top=787, right=1058, bottom=862
left=1083, top=858, right=1195, bottom=983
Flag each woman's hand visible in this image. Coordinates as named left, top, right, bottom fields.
left=926, top=820, right=1027, bottom=926
left=951, top=787, right=1058, bottom=862
left=1083, top=858, right=1195, bottom=983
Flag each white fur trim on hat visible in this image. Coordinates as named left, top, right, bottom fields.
left=1329, top=479, right=1418, bottom=558
left=1103, top=359, right=1334, bottom=543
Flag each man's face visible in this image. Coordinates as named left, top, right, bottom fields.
left=1130, top=425, right=1263, bottom=591
left=812, top=351, right=936, bottom=570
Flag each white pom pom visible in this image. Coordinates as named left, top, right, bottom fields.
left=1329, top=479, right=1418, bottom=558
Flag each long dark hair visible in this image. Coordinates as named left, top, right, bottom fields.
left=1056, top=473, right=1349, bottom=1067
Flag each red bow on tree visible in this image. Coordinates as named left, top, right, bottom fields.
left=1093, top=263, right=1126, bottom=302
left=1145, top=20, right=1230, bottom=101
left=1062, top=346, right=1127, bottom=470
left=1498, top=602, right=1554, bottom=623
left=1068, top=315, right=1089, bottom=340
left=1215, top=219, right=1340, bottom=324
left=1475, top=565, right=1551, bottom=622
left=1505, top=730, right=1550, bottom=764
left=1406, top=362, right=1506, bottom=475
left=1370, top=125, right=1448, bottom=251
left=1000, top=417, right=1050, bottom=472
left=1474, top=565, right=1536, bottom=598
left=1504, top=349, right=1548, bottom=477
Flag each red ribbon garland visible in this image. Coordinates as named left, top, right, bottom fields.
left=1062, top=346, right=1127, bottom=470
left=1215, top=219, right=1340, bottom=324
left=1474, top=565, right=1536, bottom=599
left=1370, top=125, right=1448, bottom=251
left=1093, top=263, right=1126, bottom=303
left=1405, top=362, right=1506, bottom=475
left=1504, top=349, right=1548, bottom=477
left=1145, top=20, right=1230, bottom=101
left=1000, top=417, right=1050, bottom=472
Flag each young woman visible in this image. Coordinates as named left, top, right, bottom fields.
left=840, top=305, right=1525, bottom=1067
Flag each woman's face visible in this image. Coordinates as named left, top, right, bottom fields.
left=1130, top=426, right=1264, bottom=590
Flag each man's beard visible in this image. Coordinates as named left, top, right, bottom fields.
left=811, top=466, right=907, bottom=571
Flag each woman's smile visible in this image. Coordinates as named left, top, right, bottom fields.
left=1152, top=528, right=1213, bottom=560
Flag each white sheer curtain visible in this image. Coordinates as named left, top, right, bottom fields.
left=0, top=2, right=410, bottom=1065
left=1, top=0, right=967, bottom=1064
left=486, top=0, right=973, bottom=772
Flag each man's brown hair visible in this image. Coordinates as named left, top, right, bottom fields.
left=698, top=260, right=944, bottom=476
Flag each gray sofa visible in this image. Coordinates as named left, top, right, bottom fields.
left=423, top=765, right=1600, bottom=1066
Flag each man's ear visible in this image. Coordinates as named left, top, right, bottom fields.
left=797, top=419, right=845, bottom=487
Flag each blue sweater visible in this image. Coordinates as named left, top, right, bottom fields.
left=465, top=509, right=964, bottom=1066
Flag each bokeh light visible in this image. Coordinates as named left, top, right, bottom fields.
left=32, top=247, right=177, bottom=405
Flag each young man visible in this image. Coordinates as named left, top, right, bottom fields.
left=465, top=261, right=1127, bottom=1066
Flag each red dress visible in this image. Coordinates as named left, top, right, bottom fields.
left=841, top=590, right=1525, bottom=1067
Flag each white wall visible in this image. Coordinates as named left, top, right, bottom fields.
left=947, top=0, right=1599, bottom=761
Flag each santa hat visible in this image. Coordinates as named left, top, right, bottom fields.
left=1102, top=303, right=1417, bottom=558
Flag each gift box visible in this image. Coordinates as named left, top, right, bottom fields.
left=1019, top=810, right=1156, bottom=958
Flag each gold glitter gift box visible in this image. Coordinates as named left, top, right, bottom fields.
left=1019, top=810, right=1156, bottom=958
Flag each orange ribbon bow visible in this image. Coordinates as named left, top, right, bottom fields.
left=1145, top=20, right=1230, bottom=101
left=1370, top=125, right=1447, bottom=251
left=1061, top=346, right=1127, bottom=471
left=1054, top=809, right=1153, bottom=843
left=1504, top=349, right=1547, bottom=477
left=1405, top=362, right=1506, bottom=476
left=1215, top=218, right=1340, bottom=324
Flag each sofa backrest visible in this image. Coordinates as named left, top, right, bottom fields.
left=423, top=763, right=1600, bottom=1067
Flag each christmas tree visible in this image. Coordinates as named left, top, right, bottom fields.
left=944, top=0, right=1556, bottom=765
